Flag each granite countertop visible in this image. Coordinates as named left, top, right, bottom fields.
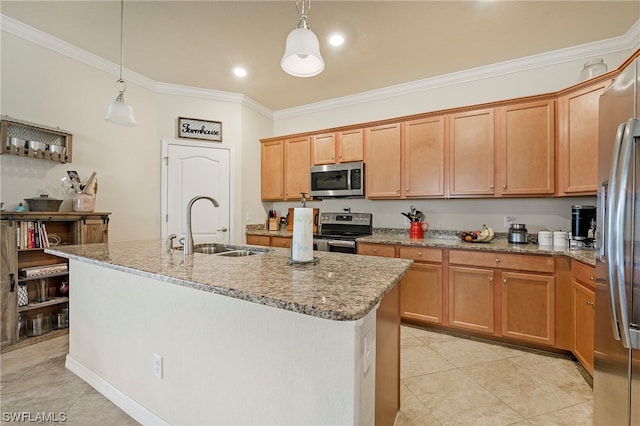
left=46, top=240, right=413, bottom=322
left=246, top=226, right=596, bottom=266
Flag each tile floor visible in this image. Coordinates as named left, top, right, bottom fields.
left=0, top=325, right=592, bottom=425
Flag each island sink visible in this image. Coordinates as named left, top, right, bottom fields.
left=176, top=243, right=266, bottom=256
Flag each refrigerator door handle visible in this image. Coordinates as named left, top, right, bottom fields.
left=604, top=122, right=627, bottom=341
left=613, top=117, right=640, bottom=349
left=596, top=181, right=607, bottom=260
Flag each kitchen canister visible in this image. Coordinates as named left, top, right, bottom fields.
left=72, top=193, right=95, bottom=212
left=553, top=231, right=569, bottom=250
left=538, top=230, right=553, bottom=247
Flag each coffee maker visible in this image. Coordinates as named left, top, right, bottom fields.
left=571, top=205, right=596, bottom=245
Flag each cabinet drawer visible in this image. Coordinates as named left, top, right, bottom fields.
left=449, top=250, right=554, bottom=273
left=399, top=246, right=442, bottom=263
left=357, top=243, right=395, bottom=258
left=246, top=235, right=271, bottom=246
left=271, top=237, right=292, bottom=248
left=572, top=260, right=596, bottom=290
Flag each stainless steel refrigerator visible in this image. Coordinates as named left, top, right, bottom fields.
left=595, top=57, right=640, bottom=425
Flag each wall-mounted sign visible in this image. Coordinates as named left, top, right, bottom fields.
left=177, top=117, right=222, bottom=142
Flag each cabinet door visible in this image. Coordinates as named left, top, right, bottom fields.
left=261, top=140, right=284, bottom=200
left=404, top=116, right=446, bottom=198
left=365, top=123, right=402, bottom=198
left=312, top=133, right=336, bottom=165
left=449, top=109, right=495, bottom=196
left=448, top=266, right=495, bottom=334
left=572, top=281, right=595, bottom=374
left=338, top=129, right=364, bottom=163
left=78, top=218, right=109, bottom=244
left=499, top=100, right=555, bottom=195
left=557, top=81, right=611, bottom=195
left=401, top=263, right=443, bottom=324
left=501, top=271, right=555, bottom=345
left=284, top=136, right=311, bottom=200
left=1, top=221, right=18, bottom=346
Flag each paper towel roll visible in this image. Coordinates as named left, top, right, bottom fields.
left=291, top=207, right=314, bottom=262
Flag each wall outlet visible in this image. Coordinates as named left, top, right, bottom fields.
left=504, top=216, right=514, bottom=228
left=153, top=353, right=163, bottom=379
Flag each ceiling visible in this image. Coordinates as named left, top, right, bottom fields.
left=1, top=1, right=639, bottom=111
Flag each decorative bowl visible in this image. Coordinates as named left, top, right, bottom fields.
left=24, top=195, right=62, bottom=212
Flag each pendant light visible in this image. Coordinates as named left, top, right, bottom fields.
left=104, top=0, right=137, bottom=126
left=281, top=0, right=324, bottom=78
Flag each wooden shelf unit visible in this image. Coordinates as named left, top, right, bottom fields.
left=1, top=211, right=109, bottom=352
left=1, top=116, right=73, bottom=163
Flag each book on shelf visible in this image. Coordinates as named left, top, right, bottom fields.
left=17, top=220, right=50, bottom=249
left=19, top=263, right=68, bottom=278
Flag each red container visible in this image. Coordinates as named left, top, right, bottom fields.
left=409, top=222, right=424, bottom=239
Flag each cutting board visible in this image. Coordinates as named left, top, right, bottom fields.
left=287, top=208, right=319, bottom=234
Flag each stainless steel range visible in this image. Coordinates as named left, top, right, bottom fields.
left=313, top=212, right=372, bottom=253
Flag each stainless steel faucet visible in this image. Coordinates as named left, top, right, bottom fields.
left=184, top=195, right=219, bottom=255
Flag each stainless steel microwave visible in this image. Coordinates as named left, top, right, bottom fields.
left=310, top=161, right=364, bottom=198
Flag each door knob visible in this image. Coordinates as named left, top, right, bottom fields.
left=217, top=227, right=228, bottom=232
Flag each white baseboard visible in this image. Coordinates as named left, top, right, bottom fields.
left=65, top=355, right=169, bottom=426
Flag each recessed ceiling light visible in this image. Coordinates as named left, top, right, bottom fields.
left=328, top=33, right=345, bottom=47
left=233, top=67, right=247, bottom=77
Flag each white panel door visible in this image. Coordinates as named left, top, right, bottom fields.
left=163, top=141, right=231, bottom=245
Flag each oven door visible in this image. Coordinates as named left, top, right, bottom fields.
left=327, top=239, right=356, bottom=254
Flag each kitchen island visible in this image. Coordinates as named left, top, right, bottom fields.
left=46, top=240, right=412, bottom=425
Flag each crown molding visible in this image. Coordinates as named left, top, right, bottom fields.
left=2, top=13, right=638, bottom=122
left=273, top=18, right=640, bottom=120
left=0, top=14, right=272, bottom=119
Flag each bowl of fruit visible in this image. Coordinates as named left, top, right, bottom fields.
left=459, top=225, right=494, bottom=243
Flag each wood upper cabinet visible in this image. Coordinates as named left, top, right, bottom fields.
left=312, top=129, right=363, bottom=165
left=557, top=80, right=612, bottom=195
left=261, top=140, right=284, bottom=200
left=283, top=136, right=311, bottom=200
left=448, top=109, right=495, bottom=196
left=571, top=261, right=596, bottom=374
left=261, top=136, right=311, bottom=201
left=365, top=123, right=402, bottom=198
left=403, top=116, right=446, bottom=198
left=501, top=271, right=555, bottom=345
left=498, top=100, right=555, bottom=196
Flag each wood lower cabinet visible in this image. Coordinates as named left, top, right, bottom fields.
left=245, top=234, right=292, bottom=249
left=365, top=123, right=402, bottom=198
left=501, top=271, right=555, bottom=345
left=1, top=212, right=110, bottom=352
left=448, top=109, right=495, bottom=196
left=571, top=261, right=596, bottom=374
left=448, top=266, right=496, bottom=334
left=246, top=234, right=271, bottom=246
left=357, top=242, right=396, bottom=258
left=398, top=246, right=443, bottom=324
left=448, top=249, right=555, bottom=345
left=498, top=99, right=555, bottom=196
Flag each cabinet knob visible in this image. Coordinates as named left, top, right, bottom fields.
left=502, top=184, right=507, bottom=190
left=373, top=248, right=378, bottom=253
left=489, top=277, right=494, bottom=282
left=503, top=278, right=507, bottom=284
left=406, top=188, right=409, bottom=191
left=590, top=276, right=596, bottom=281
left=396, top=189, right=400, bottom=193
left=495, top=258, right=500, bottom=263
left=490, top=184, right=494, bottom=189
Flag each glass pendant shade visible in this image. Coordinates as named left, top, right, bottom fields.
left=104, top=95, right=137, bottom=127
left=281, top=27, right=324, bottom=77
